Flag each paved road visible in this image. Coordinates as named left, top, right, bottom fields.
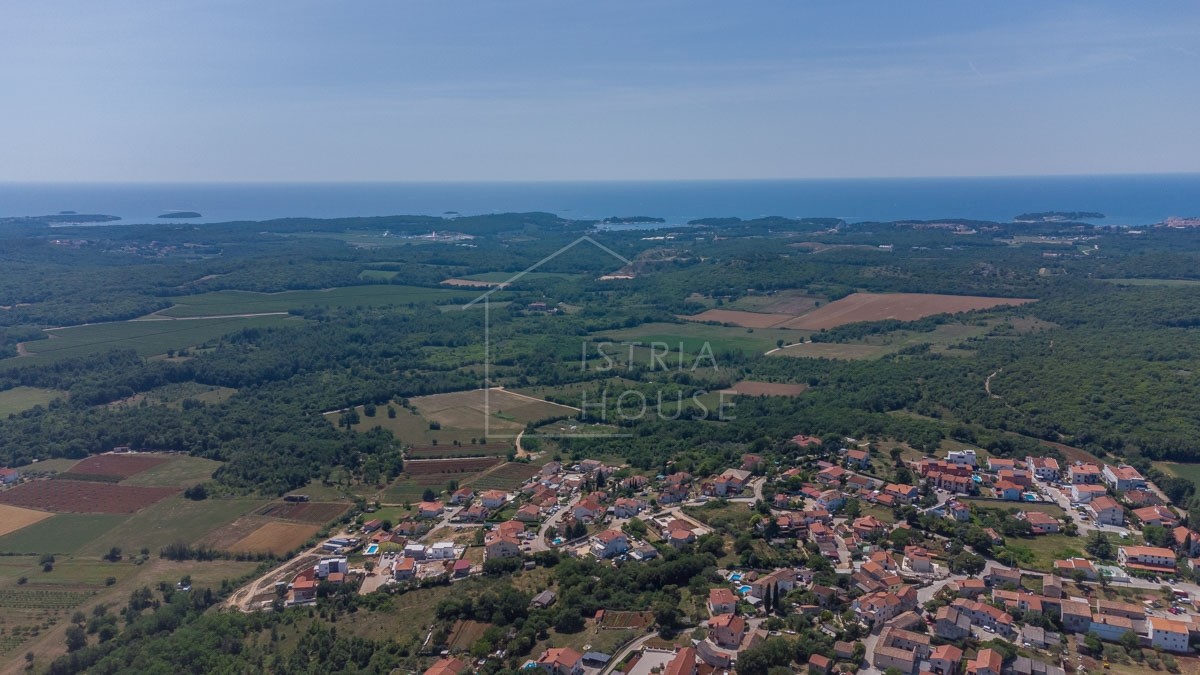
left=532, top=493, right=582, bottom=552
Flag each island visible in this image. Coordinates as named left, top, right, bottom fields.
left=602, top=215, right=665, bottom=224
left=158, top=211, right=202, bottom=219
left=1014, top=211, right=1104, bottom=223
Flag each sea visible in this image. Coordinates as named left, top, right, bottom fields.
left=0, top=174, right=1197, bottom=228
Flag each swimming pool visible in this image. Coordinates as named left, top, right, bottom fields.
left=365, top=544, right=379, bottom=555
left=1023, top=493, right=1038, bottom=502
left=729, top=572, right=743, bottom=581
left=552, top=537, right=563, bottom=545
left=737, top=585, right=753, bottom=595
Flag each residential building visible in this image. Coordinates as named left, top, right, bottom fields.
left=1010, top=657, right=1065, bottom=675
left=1102, top=464, right=1146, bottom=492
left=449, top=487, right=474, bottom=505
left=967, top=648, right=1003, bottom=675
left=418, top=502, right=444, bottom=519
left=987, top=457, right=1016, bottom=472
left=1133, top=504, right=1178, bottom=528
left=791, top=434, right=822, bottom=448
left=1025, top=456, right=1060, bottom=481
left=536, top=647, right=584, bottom=675
left=428, top=541, right=456, bottom=560
left=393, top=556, right=415, bottom=580
left=714, top=468, right=751, bottom=496
left=1148, top=616, right=1190, bottom=653
left=1087, top=496, right=1124, bottom=525
left=1118, top=545, right=1176, bottom=573
left=708, top=588, right=738, bottom=616
left=572, top=498, right=603, bottom=521
left=946, top=449, right=978, bottom=467
left=612, top=497, right=644, bottom=518
left=950, top=598, right=1013, bottom=634
left=1070, top=484, right=1108, bottom=503
left=1059, top=599, right=1093, bottom=633
left=515, top=504, right=542, bottom=522
left=816, top=489, right=845, bottom=511
left=707, top=613, right=746, bottom=649
left=948, top=501, right=971, bottom=522
left=1018, top=510, right=1060, bottom=534
left=817, top=465, right=847, bottom=485
left=872, top=645, right=917, bottom=674
left=0, top=468, right=19, bottom=485
left=591, top=530, right=629, bottom=559
left=663, top=647, right=698, bottom=675
left=846, top=449, right=870, bottom=467
left=930, top=644, right=963, bottom=675
left=884, top=483, right=919, bottom=503
left=903, top=546, right=933, bottom=573
left=852, top=515, right=889, bottom=538
left=1067, top=463, right=1103, bottom=485
left=808, top=653, right=833, bottom=675
left=424, top=657, right=469, bottom=675
left=480, top=490, right=508, bottom=509
left=483, top=533, right=521, bottom=560
left=993, top=480, right=1022, bottom=501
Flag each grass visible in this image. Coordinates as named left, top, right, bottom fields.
left=0, top=514, right=128, bottom=555
left=0, top=387, right=64, bottom=416
left=120, top=456, right=223, bottom=487
left=1099, top=278, right=1200, bottom=287
left=12, top=315, right=301, bottom=364
left=770, top=322, right=990, bottom=361
left=13, top=458, right=80, bottom=474
left=1155, top=461, right=1200, bottom=492
left=456, top=271, right=576, bottom=283
left=597, top=322, right=802, bottom=356
left=999, top=533, right=1085, bottom=573
left=75, top=496, right=267, bottom=557
left=156, top=285, right=462, bottom=317
left=107, top=382, right=238, bottom=410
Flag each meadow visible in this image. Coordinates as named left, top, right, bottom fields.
left=596, top=322, right=802, bottom=356
left=0, top=387, right=64, bottom=416
left=0, top=514, right=127, bottom=555
left=155, top=285, right=463, bottom=317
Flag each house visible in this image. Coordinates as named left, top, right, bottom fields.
left=393, top=555, right=416, bottom=580
left=1149, top=616, right=1191, bottom=653
left=929, top=644, right=963, bottom=675
left=946, top=449, right=978, bottom=467
left=695, top=641, right=732, bottom=669
left=846, top=449, right=870, bottom=468
left=950, top=598, right=1013, bottom=634
left=483, top=533, right=521, bottom=560
left=1102, top=464, right=1146, bottom=491
left=1025, top=456, right=1060, bottom=481
left=663, top=647, right=698, bottom=675
left=997, top=469, right=1033, bottom=489
left=1070, top=484, right=1108, bottom=503
left=816, top=489, right=845, bottom=511
left=1011, top=657, right=1065, bottom=675
left=750, top=568, right=797, bottom=599
left=418, top=502, right=444, bottom=519
left=541, top=461, right=562, bottom=476
left=1067, top=463, right=1102, bottom=485
left=1124, top=488, right=1162, bottom=507
left=462, top=504, right=489, bottom=522
left=1059, top=598, right=1093, bottom=633
left=427, top=541, right=456, bottom=560
left=572, top=498, right=603, bottom=521
left=424, top=656, right=469, bottom=675
left=985, top=566, right=1022, bottom=588
left=361, top=519, right=384, bottom=533
left=1053, top=557, right=1098, bottom=580
left=948, top=501, right=971, bottom=522
left=955, top=578, right=987, bottom=598
left=480, top=490, right=508, bottom=509
left=993, top=480, right=1022, bottom=501
left=872, top=642, right=917, bottom=674
left=1096, top=599, right=1145, bottom=620
left=1118, top=545, right=1176, bottom=573
left=1088, top=614, right=1138, bottom=642
left=591, top=530, right=629, bottom=559
left=664, top=519, right=697, bottom=548
left=903, top=546, right=933, bottom=573
left=536, top=646, right=584, bottom=675
left=291, top=569, right=318, bottom=603
left=1133, top=504, right=1178, bottom=528
left=0, top=468, right=19, bottom=485
left=852, top=515, right=889, bottom=538
left=714, top=468, right=751, bottom=496
left=1042, top=574, right=1063, bottom=598
left=884, top=483, right=919, bottom=503
left=612, top=497, right=644, bottom=518
left=1020, top=625, right=1061, bottom=650
left=1087, top=496, right=1124, bottom=525
left=934, top=606, right=972, bottom=640
left=967, top=648, right=1003, bottom=675
left=1018, top=510, right=1060, bottom=534
left=741, top=453, right=766, bottom=472
left=708, top=588, right=738, bottom=616
left=1174, top=526, right=1200, bottom=557
left=817, top=465, right=847, bottom=485
left=791, top=434, right=822, bottom=448
left=449, top=487, right=474, bottom=505
left=531, top=590, right=557, bottom=609
left=707, top=613, right=745, bottom=648
left=987, top=457, right=1016, bottom=472
left=515, top=504, right=542, bottom=522
left=451, top=559, right=471, bottom=577
left=808, top=653, right=832, bottom=675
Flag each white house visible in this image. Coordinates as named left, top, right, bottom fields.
left=946, top=449, right=977, bottom=467
left=1149, top=617, right=1190, bottom=653
left=1025, top=456, right=1060, bottom=481
left=428, top=541, right=457, bottom=560
left=1102, top=465, right=1146, bottom=492
left=0, top=468, right=19, bottom=485
left=591, top=530, right=629, bottom=559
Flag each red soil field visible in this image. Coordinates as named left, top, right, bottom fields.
left=69, top=453, right=169, bottom=478
left=257, top=501, right=350, bottom=524
left=0, top=480, right=176, bottom=514
left=780, top=293, right=1035, bottom=330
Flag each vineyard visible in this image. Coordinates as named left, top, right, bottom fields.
left=0, top=480, right=176, bottom=514
left=468, top=462, right=540, bottom=491
left=0, top=589, right=93, bottom=610
left=404, top=458, right=501, bottom=475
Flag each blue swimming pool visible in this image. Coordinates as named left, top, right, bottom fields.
left=552, top=537, right=564, bottom=545
left=1023, top=493, right=1038, bottom=502
left=365, top=544, right=379, bottom=555
left=738, top=585, right=753, bottom=595
left=729, top=572, right=743, bottom=581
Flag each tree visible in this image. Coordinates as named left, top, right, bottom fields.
left=422, top=488, right=437, bottom=502
left=1084, top=632, right=1102, bottom=655
left=183, top=483, right=208, bottom=500
left=65, top=626, right=87, bottom=652
left=103, top=546, right=122, bottom=562
left=1086, top=531, right=1114, bottom=560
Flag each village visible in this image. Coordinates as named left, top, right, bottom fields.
left=223, top=435, right=1200, bottom=675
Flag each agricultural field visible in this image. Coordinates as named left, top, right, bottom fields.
left=0, top=504, right=53, bottom=537
left=468, top=462, right=541, bottom=492
left=414, top=388, right=578, bottom=437
left=597, top=610, right=654, bottom=629
left=726, top=290, right=823, bottom=315
left=779, top=292, right=1035, bottom=330
left=445, top=619, right=491, bottom=652
left=11, top=314, right=300, bottom=364
left=407, top=443, right=512, bottom=459
left=771, top=323, right=991, bottom=360
left=720, top=380, right=807, bottom=396
left=75, top=496, right=268, bottom=558
left=406, top=457, right=503, bottom=476
left=0, top=480, right=177, bottom=514
left=66, top=453, right=170, bottom=479
left=682, top=308, right=795, bottom=328
left=155, top=285, right=460, bottom=318
left=256, top=501, right=349, bottom=524
left=120, top=455, right=222, bottom=487
left=1155, top=462, right=1200, bottom=492
left=596, top=322, right=801, bottom=356
left=0, top=387, right=64, bottom=416
left=226, top=521, right=320, bottom=556
left=770, top=342, right=891, bottom=360
left=0, top=514, right=127, bottom=555
left=107, top=381, right=238, bottom=410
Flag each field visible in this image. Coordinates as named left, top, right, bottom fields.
left=597, top=610, right=654, bottom=629
left=67, top=454, right=169, bottom=479
left=1155, top=462, right=1200, bottom=492
left=107, top=382, right=238, bottom=410
left=226, top=521, right=321, bottom=556
left=721, top=380, right=807, bottom=396
left=0, top=504, right=53, bottom=537
left=779, top=292, right=1035, bottom=329
left=120, top=455, right=222, bottom=487
left=770, top=342, right=891, bottom=360
left=0, top=387, right=64, bottom=416
left=0, top=480, right=177, bottom=514
left=468, top=462, right=541, bottom=491
left=445, top=619, right=491, bottom=652
left=999, top=533, right=1086, bottom=573
left=414, top=388, right=578, bottom=436
left=11, top=315, right=299, bottom=364
left=155, top=285, right=460, bottom=317
left=727, top=290, right=823, bottom=315
left=771, top=323, right=991, bottom=360
left=406, top=458, right=503, bottom=475
left=1099, top=278, right=1200, bottom=287
left=75, top=496, right=268, bottom=557
left=597, top=322, right=802, bottom=356
left=683, top=308, right=795, bottom=328
left=257, top=501, right=349, bottom=524
left=0, top=514, right=127, bottom=554
left=408, top=443, right=512, bottom=459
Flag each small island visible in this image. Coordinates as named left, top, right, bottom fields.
left=158, top=211, right=202, bottom=219
left=1014, top=211, right=1104, bottom=223
left=602, top=215, right=665, bottom=224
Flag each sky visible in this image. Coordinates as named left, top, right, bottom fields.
left=1, top=1, right=1198, bottom=182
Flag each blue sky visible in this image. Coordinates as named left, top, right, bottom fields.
left=1, top=1, right=1197, bottom=181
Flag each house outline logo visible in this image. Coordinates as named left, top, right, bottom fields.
left=461, top=235, right=632, bottom=441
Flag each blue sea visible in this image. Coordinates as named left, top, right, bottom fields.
left=0, top=174, right=1197, bottom=227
